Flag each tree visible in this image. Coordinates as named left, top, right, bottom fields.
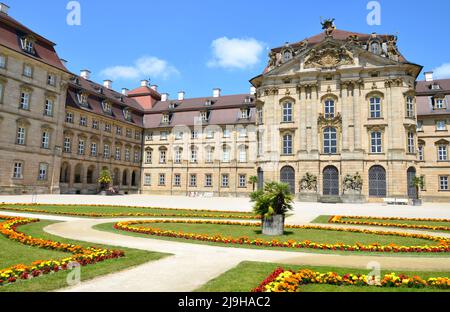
left=250, top=182, right=294, bottom=236
left=98, top=169, right=112, bottom=191
left=249, top=176, right=258, bottom=191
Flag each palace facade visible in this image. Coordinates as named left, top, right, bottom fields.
left=0, top=5, right=448, bottom=202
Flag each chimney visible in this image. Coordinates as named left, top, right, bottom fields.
left=150, top=85, right=158, bottom=91
left=250, top=86, right=256, bottom=95
left=213, top=88, right=221, bottom=98
left=161, top=93, right=169, bottom=102
left=140, top=79, right=149, bottom=87
left=121, top=88, right=129, bottom=96
left=0, top=3, right=10, bottom=15
left=424, top=71, right=434, bottom=82
left=80, top=69, right=91, bottom=80
left=103, top=80, right=113, bottom=89
left=178, top=91, right=185, bottom=101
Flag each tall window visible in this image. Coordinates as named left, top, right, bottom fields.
left=38, top=163, right=48, bottom=181
left=417, top=121, right=423, bottom=131
left=324, top=99, right=335, bottom=118
left=440, top=176, right=449, bottom=191
left=92, top=120, right=98, bottom=129
left=41, top=131, right=50, bottom=149
left=146, top=149, right=152, bottom=164
left=20, top=38, right=35, bottom=54
left=0, top=83, right=4, bottom=103
left=160, top=131, right=168, bottom=140
left=159, top=174, right=165, bottom=186
left=191, top=130, right=199, bottom=139
left=438, top=145, right=448, bottom=161
left=239, top=175, right=246, bottom=188
left=239, top=146, right=247, bottom=163
left=115, top=147, right=121, bottom=160
left=221, top=174, right=229, bottom=188
left=370, top=97, right=381, bottom=118
left=190, top=174, right=197, bottom=187
left=223, top=129, right=231, bottom=138
left=78, top=139, right=85, bottom=155
left=205, top=174, right=212, bottom=187
left=406, top=96, right=414, bottom=118
left=44, top=99, right=53, bottom=116
left=407, top=132, right=415, bottom=154
left=104, top=123, right=111, bottom=132
left=134, top=151, right=140, bottom=163
left=323, top=127, right=337, bottom=154
left=174, top=174, right=181, bottom=187
left=418, top=144, right=424, bottom=161
left=206, top=148, right=214, bottom=163
left=66, top=112, right=73, bottom=123
left=23, top=64, right=33, bottom=77
left=125, top=148, right=131, bottom=161
left=80, top=116, right=87, bottom=127
left=144, top=174, right=151, bottom=186
left=258, top=108, right=263, bottom=124
left=370, top=131, right=382, bottom=153
left=102, top=101, right=112, bottom=114
left=103, top=144, right=110, bottom=159
left=20, top=92, right=30, bottom=110
left=282, top=102, right=293, bottom=122
left=222, top=146, right=230, bottom=163
left=16, top=127, right=26, bottom=145
left=283, top=134, right=293, bottom=155
left=190, top=148, right=197, bottom=163
left=160, top=150, right=166, bottom=163
left=116, top=126, right=122, bottom=136
left=0, top=54, right=6, bottom=68
left=91, top=143, right=97, bottom=157
left=47, top=74, right=56, bottom=86
left=64, top=137, right=71, bottom=153
left=175, top=148, right=182, bottom=164
left=13, top=162, right=23, bottom=179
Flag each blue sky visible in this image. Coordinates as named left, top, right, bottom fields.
left=8, top=0, right=450, bottom=98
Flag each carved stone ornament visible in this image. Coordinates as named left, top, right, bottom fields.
left=304, top=45, right=354, bottom=69
left=318, top=113, right=342, bottom=127
left=264, top=88, right=279, bottom=96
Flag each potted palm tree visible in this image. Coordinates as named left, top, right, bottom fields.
left=249, top=176, right=258, bottom=191
left=98, top=169, right=112, bottom=194
left=250, top=182, right=294, bottom=236
left=411, top=176, right=424, bottom=206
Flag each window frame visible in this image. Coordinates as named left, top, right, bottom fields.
left=323, top=127, right=338, bottom=154
left=369, top=96, right=382, bottom=119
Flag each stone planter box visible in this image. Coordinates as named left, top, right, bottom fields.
left=262, top=215, right=285, bottom=236
left=297, top=192, right=319, bottom=202
left=341, top=193, right=366, bottom=204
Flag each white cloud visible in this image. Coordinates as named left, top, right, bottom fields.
left=432, top=63, right=450, bottom=79
left=207, top=37, right=265, bottom=70
left=100, top=56, right=179, bottom=81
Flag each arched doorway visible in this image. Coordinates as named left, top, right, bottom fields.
left=131, top=171, right=137, bottom=187
left=60, top=162, right=70, bottom=183
left=280, top=166, right=295, bottom=194
left=257, top=168, right=264, bottom=190
left=407, top=167, right=417, bottom=199
left=122, top=170, right=129, bottom=186
left=86, top=166, right=95, bottom=184
left=369, top=165, right=386, bottom=197
left=323, top=166, right=339, bottom=196
left=74, top=164, right=83, bottom=184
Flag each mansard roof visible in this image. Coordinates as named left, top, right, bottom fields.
left=416, top=78, right=450, bottom=117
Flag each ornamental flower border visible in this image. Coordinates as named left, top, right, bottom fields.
left=114, top=219, right=450, bottom=253
left=328, top=216, right=450, bottom=232
left=252, top=268, right=450, bottom=292
left=0, top=215, right=124, bottom=287
left=0, top=204, right=257, bottom=220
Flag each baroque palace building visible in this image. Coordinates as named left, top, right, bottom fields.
left=0, top=5, right=448, bottom=202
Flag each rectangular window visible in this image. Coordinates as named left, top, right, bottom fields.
left=160, top=150, right=166, bottom=163
left=190, top=174, right=197, bottom=187
left=64, top=137, right=71, bottom=153
left=92, top=120, right=99, bottom=129
left=206, top=130, right=214, bottom=139
left=91, top=143, right=97, bottom=157
left=134, top=151, right=140, bottom=163
left=0, top=83, right=4, bottom=103
left=144, top=174, right=151, bottom=186
left=283, top=135, right=293, bottom=155
left=116, top=126, right=122, bottom=135
left=175, top=149, right=182, bottom=164
left=145, top=150, right=152, bottom=164
left=406, top=97, right=414, bottom=118
left=160, top=131, right=168, bottom=140
left=103, top=145, right=110, bottom=159
left=258, top=108, right=263, bottom=124
left=370, top=97, right=381, bottom=118
left=44, top=99, right=53, bottom=116
left=206, top=149, right=214, bottom=163
left=80, top=116, right=87, bottom=127
left=239, top=175, right=246, bottom=188
left=20, top=92, right=30, bottom=110
left=126, top=129, right=132, bottom=138
left=78, top=140, right=85, bottom=155
left=222, top=148, right=230, bottom=163
left=283, top=103, right=293, bottom=122
left=104, top=123, right=111, bottom=132
left=407, top=132, right=415, bottom=154
left=175, top=131, right=183, bottom=140
left=240, top=109, right=250, bottom=119
left=417, top=121, right=423, bottom=131
left=223, top=129, right=230, bottom=138
left=115, top=147, right=121, bottom=160
left=436, top=120, right=447, bottom=131
left=135, top=131, right=141, bottom=140
left=159, top=174, right=166, bottom=186
left=239, top=148, right=247, bottom=162
left=174, top=174, right=181, bottom=187
left=239, top=128, right=247, bottom=138
left=435, top=98, right=445, bottom=109
left=66, top=112, right=73, bottom=123
left=191, top=131, right=198, bottom=139
left=221, top=174, right=229, bottom=188
left=418, top=145, right=424, bottom=161
left=125, top=149, right=130, bottom=161
left=190, top=149, right=197, bottom=163
left=47, top=74, right=56, bottom=86
left=371, top=131, right=382, bottom=153
left=0, top=55, right=5, bottom=68
left=162, top=114, right=170, bottom=124
left=440, top=176, right=449, bottom=191
left=23, top=64, right=33, bottom=77
left=324, top=100, right=335, bottom=118
left=41, top=131, right=50, bottom=149
left=146, top=132, right=153, bottom=141
left=205, top=174, right=212, bottom=187
left=38, top=163, right=48, bottom=181
left=16, top=127, right=26, bottom=145
left=13, top=162, right=23, bottom=179
left=438, top=145, right=448, bottom=161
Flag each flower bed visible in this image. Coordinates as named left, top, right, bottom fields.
left=0, top=204, right=257, bottom=219
left=114, top=219, right=450, bottom=253
left=252, top=268, right=450, bottom=292
left=329, top=216, right=450, bottom=232
left=0, top=216, right=124, bottom=287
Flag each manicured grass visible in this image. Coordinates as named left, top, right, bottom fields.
left=196, top=261, right=450, bottom=292
left=0, top=220, right=168, bottom=292
left=0, top=204, right=253, bottom=219
left=94, top=222, right=450, bottom=257
left=312, top=215, right=450, bottom=231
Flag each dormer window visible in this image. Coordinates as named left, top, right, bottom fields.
left=283, top=50, right=292, bottom=62
left=123, top=108, right=132, bottom=122
left=200, top=111, right=211, bottom=122
left=102, top=101, right=112, bottom=114
left=169, top=102, right=178, bottom=110
left=370, top=42, right=381, bottom=55
left=240, top=108, right=251, bottom=119
left=161, top=113, right=172, bottom=124
left=20, top=37, right=35, bottom=54
left=205, top=99, right=214, bottom=107
left=77, top=92, right=88, bottom=106
left=431, top=96, right=447, bottom=110
left=431, top=84, right=441, bottom=90
left=244, top=96, right=252, bottom=104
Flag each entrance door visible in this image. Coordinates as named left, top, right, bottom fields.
left=369, top=166, right=387, bottom=197
left=407, top=167, right=417, bottom=199
left=323, top=166, right=339, bottom=196
left=280, top=166, right=295, bottom=194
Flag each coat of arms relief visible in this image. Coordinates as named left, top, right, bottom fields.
left=304, top=45, right=355, bottom=69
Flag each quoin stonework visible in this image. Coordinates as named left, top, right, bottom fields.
left=0, top=7, right=448, bottom=202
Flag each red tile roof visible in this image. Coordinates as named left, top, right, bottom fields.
left=416, top=79, right=450, bottom=117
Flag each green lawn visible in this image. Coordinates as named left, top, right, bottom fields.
left=313, top=215, right=450, bottom=231
left=196, top=261, right=450, bottom=292
left=0, top=219, right=168, bottom=292
left=0, top=204, right=253, bottom=219
left=94, top=222, right=450, bottom=257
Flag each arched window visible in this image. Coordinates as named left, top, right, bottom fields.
left=369, top=96, right=382, bottom=118
left=324, top=99, right=335, bottom=118
left=282, top=102, right=293, bottom=122
left=369, top=166, right=386, bottom=197
left=283, top=50, right=292, bottom=62
left=283, top=134, right=293, bottom=155
left=323, top=127, right=337, bottom=154
left=222, top=145, right=231, bottom=163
